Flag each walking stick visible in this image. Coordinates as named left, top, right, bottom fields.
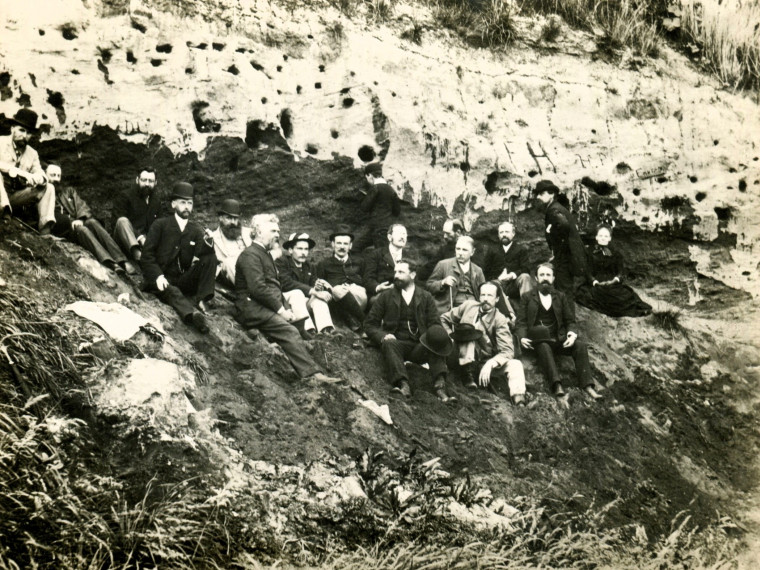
left=448, top=285, right=454, bottom=311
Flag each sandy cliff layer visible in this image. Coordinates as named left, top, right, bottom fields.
left=1, top=0, right=758, bottom=294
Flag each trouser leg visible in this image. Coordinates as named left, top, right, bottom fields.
left=408, top=342, right=447, bottom=382
left=347, top=284, right=368, bottom=311
left=380, top=338, right=415, bottom=386
left=259, top=314, right=320, bottom=378
left=283, top=289, right=316, bottom=331
left=516, top=273, right=535, bottom=297
left=0, top=177, right=10, bottom=215
left=157, top=284, right=196, bottom=320
left=218, top=257, right=236, bottom=286
left=113, top=217, right=139, bottom=255
left=86, top=218, right=126, bottom=263
left=53, top=212, right=73, bottom=237
left=559, top=339, right=593, bottom=388
left=307, top=296, right=334, bottom=332
left=333, top=292, right=366, bottom=325
left=175, top=255, right=217, bottom=303
left=74, top=225, right=113, bottom=264
left=500, top=358, right=526, bottom=396
left=535, top=342, right=561, bottom=387
left=36, top=183, right=55, bottom=228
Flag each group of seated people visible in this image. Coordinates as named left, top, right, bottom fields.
left=1, top=106, right=652, bottom=404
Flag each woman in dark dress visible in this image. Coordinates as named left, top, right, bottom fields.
left=576, top=225, right=652, bottom=317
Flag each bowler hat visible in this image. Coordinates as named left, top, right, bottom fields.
left=283, top=232, right=316, bottom=249
left=420, top=324, right=454, bottom=357
left=9, top=108, right=39, bottom=132
left=329, top=225, right=355, bottom=241
left=218, top=199, right=241, bottom=217
left=527, top=325, right=558, bottom=345
left=450, top=323, right=483, bottom=343
left=171, top=182, right=194, bottom=200
left=533, top=180, right=559, bottom=195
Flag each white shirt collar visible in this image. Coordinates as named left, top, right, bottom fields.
left=539, top=292, right=553, bottom=310
left=389, top=244, right=403, bottom=262
left=334, top=254, right=349, bottom=263
left=174, top=213, right=188, bottom=232
left=502, top=242, right=513, bottom=253
left=401, top=284, right=415, bottom=304
left=459, top=260, right=471, bottom=273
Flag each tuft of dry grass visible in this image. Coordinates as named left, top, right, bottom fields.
left=679, top=0, right=760, bottom=91
left=650, top=308, right=685, bottom=336
left=595, top=0, right=660, bottom=57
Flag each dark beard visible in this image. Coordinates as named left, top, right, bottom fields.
left=221, top=224, right=242, bottom=240
left=176, top=210, right=190, bottom=219
left=393, top=278, right=407, bottom=290
left=538, top=281, right=552, bottom=294
left=500, top=237, right=512, bottom=245
left=138, top=186, right=152, bottom=198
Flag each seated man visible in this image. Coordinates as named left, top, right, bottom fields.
left=419, top=218, right=464, bottom=281
left=209, top=199, right=252, bottom=285
left=363, top=223, right=407, bottom=301
left=315, top=227, right=367, bottom=331
left=482, top=221, right=534, bottom=301
left=427, top=236, right=485, bottom=316
left=235, top=214, right=339, bottom=384
left=47, top=162, right=132, bottom=274
left=0, top=109, right=56, bottom=233
left=276, top=232, right=336, bottom=336
left=141, top=182, right=216, bottom=334
left=365, top=259, right=454, bottom=401
left=441, top=281, right=526, bottom=406
left=516, top=263, right=601, bottom=399
left=113, top=167, right=162, bottom=262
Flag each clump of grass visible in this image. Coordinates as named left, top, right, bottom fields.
left=679, top=0, right=760, bottom=91
left=540, top=14, right=563, bottom=43
left=365, top=0, right=394, bottom=23
left=400, top=20, right=425, bottom=44
left=650, top=308, right=685, bottom=335
left=595, top=0, right=660, bottom=57
left=480, top=0, right=518, bottom=48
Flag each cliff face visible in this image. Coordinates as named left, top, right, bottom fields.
left=1, top=0, right=759, bottom=295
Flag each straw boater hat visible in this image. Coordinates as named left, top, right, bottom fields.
left=283, top=232, right=316, bottom=249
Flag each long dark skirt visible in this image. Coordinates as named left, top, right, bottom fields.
left=576, top=282, right=652, bottom=318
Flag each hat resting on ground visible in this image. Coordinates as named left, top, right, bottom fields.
left=171, top=182, right=194, bottom=200
left=329, top=225, right=355, bottom=241
left=450, top=323, right=484, bottom=343
left=420, top=324, right=454, bottom=357
left=8, top=108, right=39, bottom=132
left=283, top=232, right=316, bottom=249
left=218, top=199, right=241, bottom=217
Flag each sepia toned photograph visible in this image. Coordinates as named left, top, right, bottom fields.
left=1, top=0, right=759, bottom=567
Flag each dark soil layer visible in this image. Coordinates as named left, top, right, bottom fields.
left=0, top=128, right=752, bottom=554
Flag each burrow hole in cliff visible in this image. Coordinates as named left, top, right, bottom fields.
left=212, top=42, right=225, bottom=51
left=689, top=175, right=698, bottom=183
left=695, top=192, right=707, bottom=202
left=633, top=188, right=641, bottom=196
left=39, top=29, right=45, bottom=36
left=261, top=97, right=268, bottom=104
left=330, top=129, right=339, bottom=139
left=342, top=97, right=355, bottom=108
left=61, top=25, right=78, bottom=40
left=227, top=65, right=239, bottom=75
left=527, top=170, right=538, bottom=178
left=616, top=162, right=632, bottom=174
left=156, top=43, right=173, bottom=53
left=150, top=59, right=163, bottom=67
left=279, top=109, right=294, bottom=138
left=319, top=64, right=325, bottom=72
left=126, top=50, right=137, bottom=63
left=305, top=143, right=319, bottom=155
left=358, top=145, right=375, bottom=162
left=98, top=48, right=112, bottom=64
left=191, top=101, right=221, bottom=133
left=251, top=61, right=265, bottom=72
left=739, top=179, right=747, bottom=192
left=315, top=82, right=322, bottom=89
left=714, top=207, right=732, bottom=221
left=661, top=195, right=690, bottom=209
left=296, top=85, right=302, bottom=94
left=581, top=177, right=615, bottom=196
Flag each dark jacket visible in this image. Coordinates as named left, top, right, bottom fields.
left=56, top=186, right=92, bottom=220
left=585, top=245, right=624, bottom=284
left=141, top=215, right=216, bottom=284
left=482, top=241, right=531, bottom=280
left=113, top=187, right=162, bottom=237
left=365, top=286, right=441, bottom=346
left=515, top=289, right=577, bottom=341
left=361, top=182, right=400, bottom=230
left=363, top=246, right=400, bottom=295
left=234, top=242, right=285, bottom=326
left=275, top=255, right=317, bottom=296
left=316, top=255, right=364, bottom=287
left=545, top=200, right=586, bottom=275
left=426, top=258, right=486, bottom=315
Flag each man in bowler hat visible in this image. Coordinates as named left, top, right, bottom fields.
left=141, top=182, right=217, bottom=333
left=441, top=281, right=527, bottom=405
left=365, top=259, right=454, bottom=402
left=210, top=198, right=253, bottom=285
left=0, top=108, right=56, bottom=233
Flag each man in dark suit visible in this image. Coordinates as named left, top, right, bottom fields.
left=516, top=263, right=601, bottom=399
left=363, top=223, right=406, bottom=301
left=419, top=218, right=464, bottom=281
left=141, top=182, right=216, bottom=334
left=427, top=236, right=485, bottom=316
left=235, top=215, right=340, bottom=384
left=482, top=221, right=535, bottom=301
left=355, top=162, right=401, bottom=251
left=113, top=167, right=162, bottom=262
left=276, top=232, right=335, bottom=336
left=533, top=180, right=586, bottom=303
left=315, top=227, right=367, bottom=332
left=365, top=259, right=454, bottom=402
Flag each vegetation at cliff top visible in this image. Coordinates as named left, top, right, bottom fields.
left=328, top=0, right=760, bottom=94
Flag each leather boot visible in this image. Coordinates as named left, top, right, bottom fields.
left=462, top=363, right=478, bottom=390
left=336, top=292, right=365, bottom=332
